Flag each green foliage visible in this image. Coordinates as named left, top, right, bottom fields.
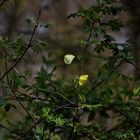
left=42, top=107, right=65, bottom=126
left=0, top=0, right=139, bottom=140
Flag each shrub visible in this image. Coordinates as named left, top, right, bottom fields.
left=0, top=0, right=139, bottom=140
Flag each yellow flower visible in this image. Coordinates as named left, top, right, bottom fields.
left=64, top=54, right=75, bottom=65
left=79, top=74, right=88, bottom=86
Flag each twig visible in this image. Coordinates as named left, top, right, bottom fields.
left=36, top=87, right=75, bottom=105
left=0, top=123, right=12, bottom=132
left=127, top=60, right=140, bottom=72
left=134, top=104, right=140, bottom=137
left=126, top=60, right=140, bottom=137
left=80, top=27, right=93, bottom=74
left=1, top=8, right=42, bottom=126
left=89, top=60, right=123, bottom=93
left=54, top=91, right=75, bottom=105
left=52, top=104, right=75, bottom=114
left=4, top=49, right=36, bottom=124
left=134, top=112, right=140, bottom=137
left=70, top=90, right=79, bottom=140
left=41, top=124, right=45, bottom=140
left=69, top=26, right=93, bottom=140
left=0, top=8, right=42, bottom=81
left=17, top=119, right=41, bottom=140
left=88, top=135, right=98, bottom=140
left=7, top=79, right=36, bottom=124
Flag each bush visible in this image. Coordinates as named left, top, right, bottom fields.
left=0, top=0, right=139, bottom=140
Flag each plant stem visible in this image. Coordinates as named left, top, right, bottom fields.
left=41, top=124, right=45, bottom=140
left=17, top=119, right=41, bottom=140
left=69, top=25, right=93, bottom=140
left=4, top=49, right=36, bottom=124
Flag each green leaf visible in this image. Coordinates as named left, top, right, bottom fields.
left=133, top=87, right=140, bottom=96
left=26, top=17, right=36, bottom=24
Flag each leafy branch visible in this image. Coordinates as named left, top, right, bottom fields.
left=70, top=24, right=93, bottom=140
left=0, top=8, right=42, bottom=81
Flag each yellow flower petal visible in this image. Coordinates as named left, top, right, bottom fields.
left=64, top=54, right=75, bottom=65
left=79, top=74, right=88, bottom=86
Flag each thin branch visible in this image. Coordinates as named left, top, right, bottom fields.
left=4, top=49, right=36, bottom=124
left=17, top=119, right=41, bottom=140
left=41, top=124, right=45, bottom=140
left=53, top=105, right=75, bottom=112
left=88, top=135, right=98, bottom=140
left=127, top=60, right=140, bottom=72
left=0, top=8, right=42, bottom=81
left=80, top=25, right=93, bottom=74
left=54, top=91, right=75, bottom=105
left=36, top=87, right=75, bottom=105
left=134, top=100, right=140, bottom=137
left=126, top=61, right=140, bottom=137
left=0, top=123, right=12, bottom=132
left=134, top=111, right=140, bottom=137
left=1, top=9, right=42, bottom=126
left=69, top=26, right=93, bottom=140
left=89, top=60, right=123, bottom=93
left=7, top=79, right=36, bottom=124
left=69, top=85, right=80, bottom=140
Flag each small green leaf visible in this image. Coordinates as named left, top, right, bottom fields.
left=26, top=17, right=36, bottom=24
left=133, top=87, right=140, bottom=96
left=39, top=23, right=49, bottom=28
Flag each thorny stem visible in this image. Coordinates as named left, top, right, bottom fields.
left=17, top=119, right=41, bottom=140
